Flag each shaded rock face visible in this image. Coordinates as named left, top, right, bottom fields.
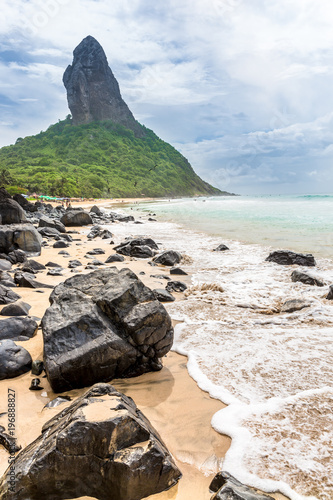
left=0, top=224, right=42, bottom=255
left=265, top=250, right=316, bottom=267
left=291, top=270, right=324, bottom=287
left=63, top=35, right=144, bottom=137
left=60, top=209, right=92, bottom=226
left=0, top=339, right=32, bottom=380
left=0, top=383, right=181, bottom=500
left=210, top=471, right=274, bottom=500
left=0, top=198, right=27, bottom=225
left=42, top=267, right=174, bottom=392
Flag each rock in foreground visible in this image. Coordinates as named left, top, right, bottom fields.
left=266, top=250, right=316, bottom=267
left=0, top=383, right=181, bottom=500
left=42, top=267, right=174, bottom=392
left=210, top=471, right=274, bottom=500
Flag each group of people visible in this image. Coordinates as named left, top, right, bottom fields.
left=61, top=199, right=72, bottom=208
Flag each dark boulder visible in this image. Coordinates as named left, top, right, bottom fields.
left=0, top=339, right=32, bottom=380
left=47, top=268, right=63, bottom=276
left=266, top=250, right=316, bottom=267
left=45, top=261, right=62, bottom=268
left=291, top=270, right=324, bottom=287
left=210, top=471, right=274, bottom=500
left=13, top=193, right=37, bottom=212
left=326, top=285, right=333, bottom=300
left=170, top=267, right=188, bottom=275
left=90, top=205, right=103, bottom=216
left=0, top=383, right=181, bottom=499
left=6, top=249, right=27, bottom=265
left=153, top=250, right=182, bottom=267
left=280, top=299, right=310, bottom=313
left=53, top=240, right=69, bottom=248
left=38, top=226, right=61, bottom=238
left=1, top=301, right=31, bottom=316
left=0, top=259, right=12, bottom=271
left=0, top=285, right=21, bottom=304
left=0, top=198, right=27, bottom=225
left=213, top=244, right=229, bottom=251
left=68, top=259, right=82, bottom=268
left=14, top=271, right=54, bottom=289
left=60, top=210, right=92, bottom=226
left=21, top=259, right=46, bottom=272
left=153, top=289, right=175, bottom=302
left=87, top=225, right=113, bottom=239
left=39, top=215, right=66, bottom=233
left=114, top=237, right=158, bottom=257
left=166, top=281, right=187, bottom=293
left=86, top=248, right=105, bottom=255
left=105, top=253, right=125, bottom=263
left=42, top=267, right=174, bottom=392
left=0, top=224, right=42, bottom=254
left=0, top=317, right=38, bottom=341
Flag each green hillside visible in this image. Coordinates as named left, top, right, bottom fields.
left=0, top=116, right=225, bottom=198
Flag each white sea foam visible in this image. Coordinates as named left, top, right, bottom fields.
left=102, top=208, right=333, bottom=500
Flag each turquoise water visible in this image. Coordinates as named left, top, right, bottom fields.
left=134, top=194, right=333, bottom=259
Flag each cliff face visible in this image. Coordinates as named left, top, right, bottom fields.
left=63, top=36, right=144, bottom=136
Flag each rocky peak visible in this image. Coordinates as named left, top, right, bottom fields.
left=63, top=36, right=144, bottom=136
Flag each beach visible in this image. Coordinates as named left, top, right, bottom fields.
left=0, top=196, right=331, bottom=500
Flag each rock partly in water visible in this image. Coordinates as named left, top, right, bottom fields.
left=60, top=210, right=92, bottom=227
left=280, top=299, right=310, bottom=313
left=210, top=471, right=274, bottom=500
left=42, top=267, right=174, bottom=392
left=63, top=35, right=144, bottom=137
left=0, top=317, right=38, bottom=341
left=291, top=270, right=324, bottom=287
left=0, top=339, right=32, bottom=380
left=266, top=250, right=316, bottom=267
left=166, top=281, right=187, bottom=293
left=326, top=285, right=333, bottom=300
left=0, top=383, right=181, bottom=499
left=153, top=250, right=182, bottom=267
left=213, top=244, right=229, bottom=252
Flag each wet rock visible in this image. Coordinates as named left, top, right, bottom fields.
left=0, top=317, right=38, bottom=341
left=280, top=299, right=310, bottom=313
left=213, top=244, right=229, bottom=252
left=31, top=360, right=44, bottom=376
left=0, top=339, right=32, bottom=380
left=326, top=285, right=333, bottom=300
left=153, top=250, right=182, bottom=267
left=0, top=285, right=21, bottom=305
left=166, top=281, right=187, bottom=293
left=29, top=378, right=43, bottom=391
left=0, top=383, right=181, bottom=499
left=153, top=289, right=175, bottom=302
left=114, top=237, right=158, bottom=258
left=291, top=270, right=324, bottom=287
left=60, top=210, right=92, bottom=226
left=210, top=471, right=274, bottom=500
left=42, top=267, right=174, bottom=392
left=170, top=267, right=188, bottom=275
left=1, top=301, right=31, bottom=316
left=266, top=250, right=316, bottom=267
left=105, top=253, right=125, bottom=263
left=44, top=395, right=71, bottom=409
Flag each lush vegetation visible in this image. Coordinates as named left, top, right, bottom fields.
left=0, top=116, right=224, bottom=198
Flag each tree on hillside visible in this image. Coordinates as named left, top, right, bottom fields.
left=0, top=168, right=14, bottom=187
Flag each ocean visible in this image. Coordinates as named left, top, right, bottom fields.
left=111, top=195, right=333, bottom=500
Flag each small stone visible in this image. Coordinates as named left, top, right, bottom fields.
left=29, top=378, right=43, bottom=391
left=31, top=360, right=44, bottom=376
left=213, top=244, right=229, bottom=252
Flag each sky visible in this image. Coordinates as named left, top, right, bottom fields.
left=1, top=0, right=333, bottom=195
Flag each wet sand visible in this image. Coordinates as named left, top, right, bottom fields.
left=0, top=200, right=288, bottom=500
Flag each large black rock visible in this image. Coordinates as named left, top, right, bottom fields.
left=0, top=198, right=27, bottom=225
left=0, top=383, right=181, bottom=500
left=60, top=209, right=92, bottom=226
left=0, top=317, right=38, bottom=341
left=266, top=250, right=316, bottom=267
left=63, top=36, right=144, bottom=137
left=153, top=250, right=182, bottom=267
left=114, top=237, right=159, bottom=258
left=210, top=471, right=274, bottom=500
left=0, top=339, right=32, bottom=380
left=42, top=267, right=174, bottom=392
left=0, top=284, right=21, bottom=304
left=0, top=224, right=42, bottom=254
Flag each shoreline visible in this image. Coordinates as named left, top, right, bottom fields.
left=0, top=198, right=290, bottom=500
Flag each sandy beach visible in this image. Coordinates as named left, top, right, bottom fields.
left=0, top=198, right=287, bottom=500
